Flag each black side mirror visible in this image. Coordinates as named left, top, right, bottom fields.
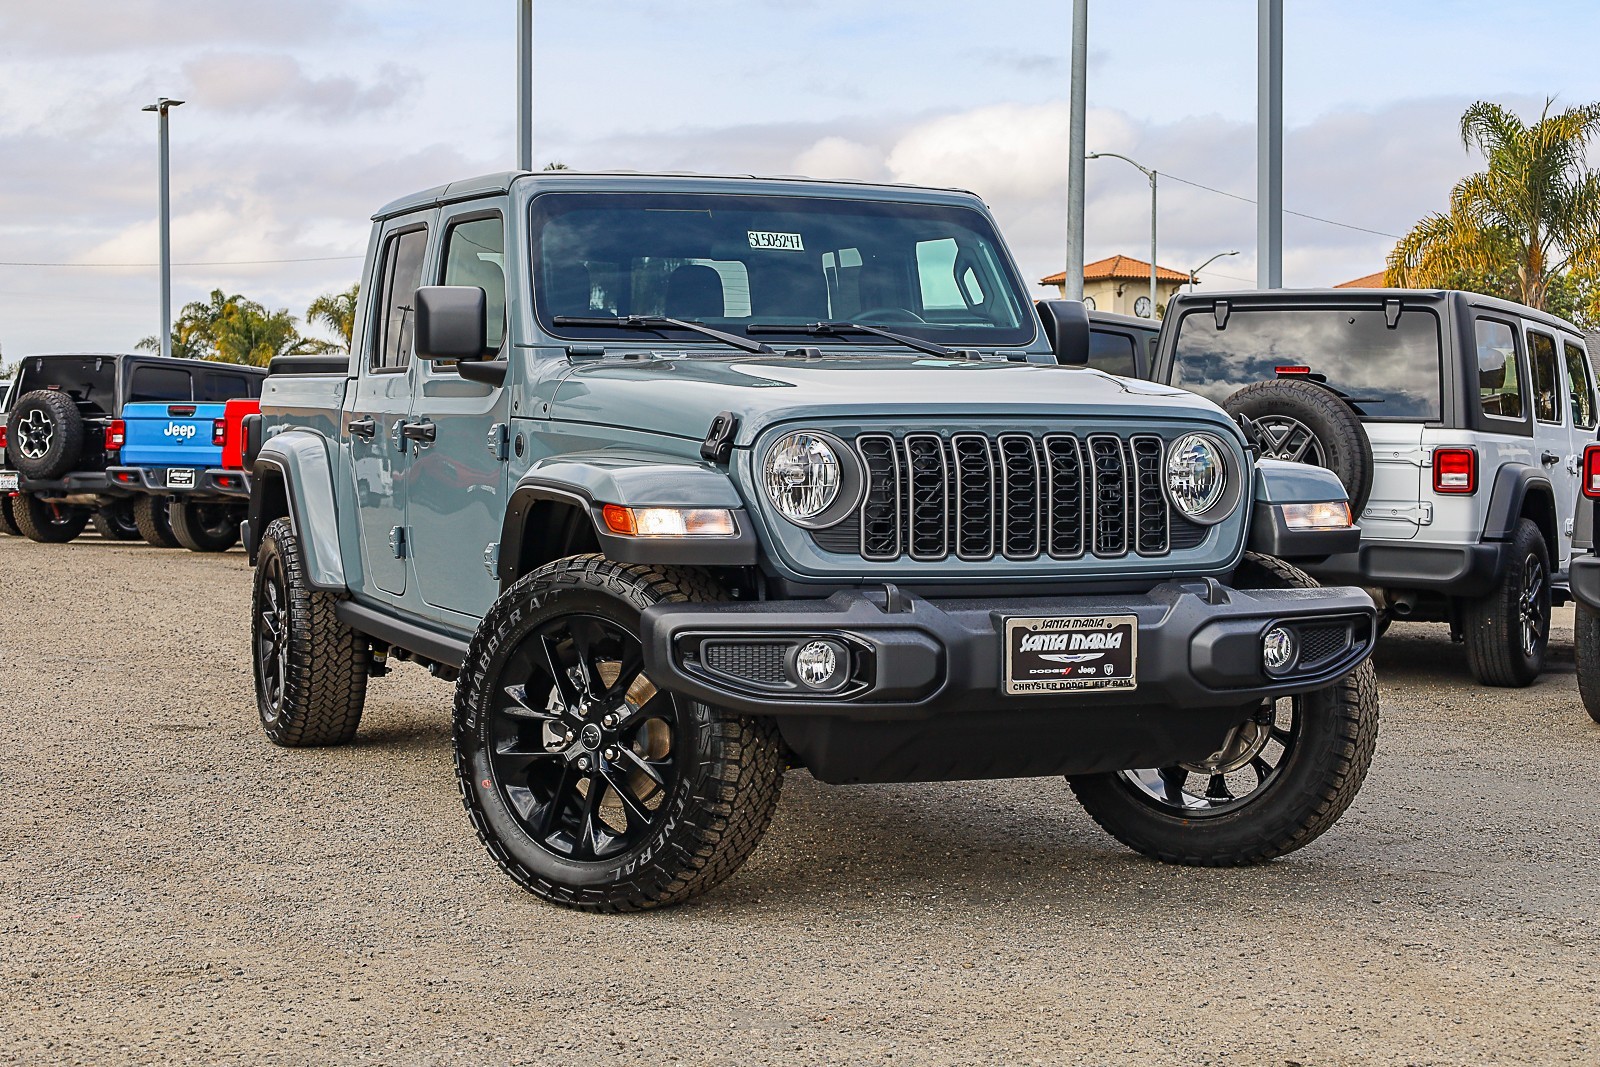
left=1036, top=299, right=1091, bottom=365
left=414, top=286, right=488, bottom=360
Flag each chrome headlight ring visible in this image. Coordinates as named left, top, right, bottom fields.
left=762, top=429, right=863, bottom=529
left=1165, top=432, right=1242, bottom=525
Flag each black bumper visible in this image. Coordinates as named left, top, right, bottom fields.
left=641, top=581, right=1376, bottom=784
left=13, top=471, right=128, bottom=498
left=1572, top=554, right=1600, bottom=612
left=106, top=466, right=251, bottom=500
left=1303, top=541, right=1508, bottom=598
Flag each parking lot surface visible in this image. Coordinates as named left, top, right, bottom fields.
left=1, top=534, right=1597, bottom=1065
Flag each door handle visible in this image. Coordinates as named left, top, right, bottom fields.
left=401, top=420, right=437, bottom=446
left=1541, top=450, right=1561, bottom=466
left=348, top=415, right=377, bottom=440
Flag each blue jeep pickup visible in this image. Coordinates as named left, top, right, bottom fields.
left=246, top=170, right=1381, bottom=912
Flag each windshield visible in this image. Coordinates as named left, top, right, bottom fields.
left=531, top=191, right=1035, bottom=347
left=1169, top=306, right=1443, bottom=420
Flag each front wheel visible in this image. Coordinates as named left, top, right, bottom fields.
left=13, top=493, right=89, bottom=543
left=1069, top=552, right=1380, bottom=865
left=454, top=555, right=784, bottom=912
left=1576, top=604, right=1600, bottom=725
left=170, top=499, right=241, bottom=552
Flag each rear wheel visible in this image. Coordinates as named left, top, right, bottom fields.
left=454, top=555, right=785, bottom=911
left=91, top=499, right=142, bottom=541
left=12, top=492, right=89, bottom=543
left=1577, top=604, right=1600, bottom=725
left=133, top=494, right=181, bottom=548
left=1462, top=518, right=1549, bottom=688
left=170, top=499, right=240, bottom=552
left=0, top=493, right=20, bottom=537
left=1069, top=553, right=1379, bottom=865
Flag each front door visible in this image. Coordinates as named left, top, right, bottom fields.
left=351, top=217, right=431, bottom=597
left=1526, top=326, right=1577, bottom=565
left=407, top=204, right=513, bottom=621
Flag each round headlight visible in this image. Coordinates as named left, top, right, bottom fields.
left=1166, top=433, right=1229, bottom=520
left=764, top=431, right=843, bottom=525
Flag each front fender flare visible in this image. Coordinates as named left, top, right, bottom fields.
left=498, top=451, right=757, bottom=585
left=249, top=429, right=346, bottom=591
left=1246, top=459, right=1361, bottom=559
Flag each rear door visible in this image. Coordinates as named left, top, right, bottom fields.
left=1525, top=325, right=1576, bottom=564
left=350, top=214, right=432, bottom=598
left=1562, top=334, right=1599, bottom=556
left=407, top=204, right=513, bottom=622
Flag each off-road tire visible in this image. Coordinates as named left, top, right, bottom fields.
left=1462, top=518, right=1549, bottom=688
left=1224, top=379, right=1374, bottom=514
left=0, top=493, right=20, bottom=537
left=455, top=554, right=784, bottom=912
left=91, top=499, right=142, bottom=541
left=12, top=492, right=89, bottom=543
left=253, top=517, right=367, bottom=746
left=7, top=389, right=84, bottom=480
left=133, top=495, right=181, bottom=548
left=1576, top=604, right=1600, bottom=725
left=1069, top=552, right=1380, bottom=865
left=170, top=499, right=241, bottom=553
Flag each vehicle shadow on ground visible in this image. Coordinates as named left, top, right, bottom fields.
left=1370, top=626, right=1574, bottom=683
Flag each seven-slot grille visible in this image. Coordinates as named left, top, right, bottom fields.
left=851, top=431, right=1180, bottom=563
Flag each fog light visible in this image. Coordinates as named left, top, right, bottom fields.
left=1262, top=626, right=1297, bottom=674
left=792, top=640, right=846, bottom=691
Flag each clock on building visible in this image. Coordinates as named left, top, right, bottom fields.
left=1134, top=295, right=1153, bottom=318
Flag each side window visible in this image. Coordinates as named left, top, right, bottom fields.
left=1087, top=330, right=1137, bottom=377
left=129, top=366, right=193, bottom=402
left=1474, top=318, right=1523, bottom=420
left=441, top=216, right=507, bottom=350
left=1564, top=340, right=1596, bottom=430
left=200, top=372, right=251, bottom=402
left=372, top=227, right=429, bottom=372
left=1527, top=330, right=1561, bottom=423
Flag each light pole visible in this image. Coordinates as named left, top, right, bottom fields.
left=1064, top=0, right=1088, bottom=300
left=517, top=0, right=533, bottom=170
left=1258, top=0, right=1283, bottom=288
left=1087, top=151, right=1157, bottom=318
left=1187, top=250, right=1240, bottom=291
left=142, top=97, right=184, bottom=360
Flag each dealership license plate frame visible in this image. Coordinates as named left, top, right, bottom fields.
left=1003, top=614, right=1139, bottom=695
left=0, top=472, right=16, bottom=492
left=165, top=468, right=197, bottom=489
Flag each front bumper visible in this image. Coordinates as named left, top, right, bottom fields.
left=106, top=466, right=251, bottom=500
left=1304, top=540, right=1508, bottom=598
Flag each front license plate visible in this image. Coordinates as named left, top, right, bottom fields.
left=166, top=468, right=196, bottom=489
left=1004, top=615, right=1138, bottom=695
left=0, top=472, right=16, bottom=492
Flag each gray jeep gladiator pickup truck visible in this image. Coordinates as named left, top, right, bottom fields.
left=245, top=171, right=1380, bottom=911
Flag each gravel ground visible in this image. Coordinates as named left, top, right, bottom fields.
left=2, top=533, right=1598, bottom=1066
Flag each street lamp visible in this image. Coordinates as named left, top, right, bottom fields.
left=516, top=0, right=533, bottom=170
left=1187, top=250, right=1240, bottom=292
left=141, top=97, right=184, bottom=360
left=1087, top=151, right=1157, bottom=318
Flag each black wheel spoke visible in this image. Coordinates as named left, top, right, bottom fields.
left=1250, top=755, right=1273, bottom=785
left=502, top=684, right=558, bottom=722
left=1158, top=766, right=1188, bottom=804
left=536, top=633, right=582, bottom=708
left=535, top=764, right=574, bottom=841
left=617, top=744, right=666, bottom=788
left=493, top=739, right=562, bottom=776
left=598, top=767, right=653, bottom=826
left=577, top=779, right=604, bottom=858
left=601, top=645, right=645, bottom=705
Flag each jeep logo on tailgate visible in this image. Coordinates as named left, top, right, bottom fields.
left=164, top=423, right=197, bottom=440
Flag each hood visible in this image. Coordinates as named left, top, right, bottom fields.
left=549, top=351, right=1232, bottom=445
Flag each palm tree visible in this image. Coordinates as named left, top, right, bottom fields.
left=305, top=284, right=359, bottom=352
left=1387, top=99, right=1600, bottom=311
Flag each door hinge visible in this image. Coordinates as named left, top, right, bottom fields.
left=389, top=525, right=407, bottom=558
left=486, top=422, right=509, bottom=461
left=483, top=541, right=500, bottom=577
left=1363, top=502, right=1433, bottom=524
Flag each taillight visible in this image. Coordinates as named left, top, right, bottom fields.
left=0, top=426, right=7, bottom=450
left=105, top=419, right=125, bottom=451
left=1433, top=447, right=1477, bottom=494
left=1583, top=444, right=1600, bottom=499
left=213, top=418, right=226, bottom=447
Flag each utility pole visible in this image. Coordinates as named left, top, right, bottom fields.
left=1064, top=0, right=1088, bottom=300
left=1257, top=0, right=1283, bottom=289
left=141, top=97, right=184, bottom=359
left=517, top=0, right=533, bottom=170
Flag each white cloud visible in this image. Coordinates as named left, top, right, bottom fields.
left=181, top=53, right=410, bottom=119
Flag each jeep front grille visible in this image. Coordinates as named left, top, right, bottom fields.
left=843, top=431, right=1195, bottom=563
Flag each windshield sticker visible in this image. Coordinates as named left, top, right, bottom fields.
left=747, top=230, right=805, bottom=252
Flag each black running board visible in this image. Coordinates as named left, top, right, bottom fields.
left=335, top=599, right=470, bottom=669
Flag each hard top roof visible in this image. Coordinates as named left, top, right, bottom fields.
left=1166, top=287, right=1588, bottom=338
left=18, top=352, right=266, bottom=374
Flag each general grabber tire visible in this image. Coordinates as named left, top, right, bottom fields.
left=12, top=492, right=89, bottom=543
left=1224, top=379, right=1374, bottom=514
left=454, top=554, right=784, bottom=912
left=1462, top=518, right=1550, bottom=688
left=1576, top=604, right=1600, bottom=725
left=170, top=499, right=241, bottom=553
left=90, top=498, right=142, bottom=540
left=253, top=517, right=368, bottom=746
left=7, top=389, right=84, bottom=480
left=1069, top=552, right=1380, bottom=866
left=0, top=493, right=21, bottom=537
left=132, top=494, right=181, bottom=548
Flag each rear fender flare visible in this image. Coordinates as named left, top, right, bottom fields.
left=1482, top=464, right=1557, bottom=558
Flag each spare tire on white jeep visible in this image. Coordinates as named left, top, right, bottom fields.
left=1223, top=379, right=1374, bottom=514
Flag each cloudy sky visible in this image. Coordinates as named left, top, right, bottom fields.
left=1, top=0, right=1597, bottom=357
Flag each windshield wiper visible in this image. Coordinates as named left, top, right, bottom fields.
left=553, top=314, right=772, bottom=354
left=746, top=321, right=958, bottom=358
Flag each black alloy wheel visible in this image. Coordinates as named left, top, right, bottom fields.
left=1118, top=696, right=1298, bottom=816
left=256, top=548, right=290, bottom=720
